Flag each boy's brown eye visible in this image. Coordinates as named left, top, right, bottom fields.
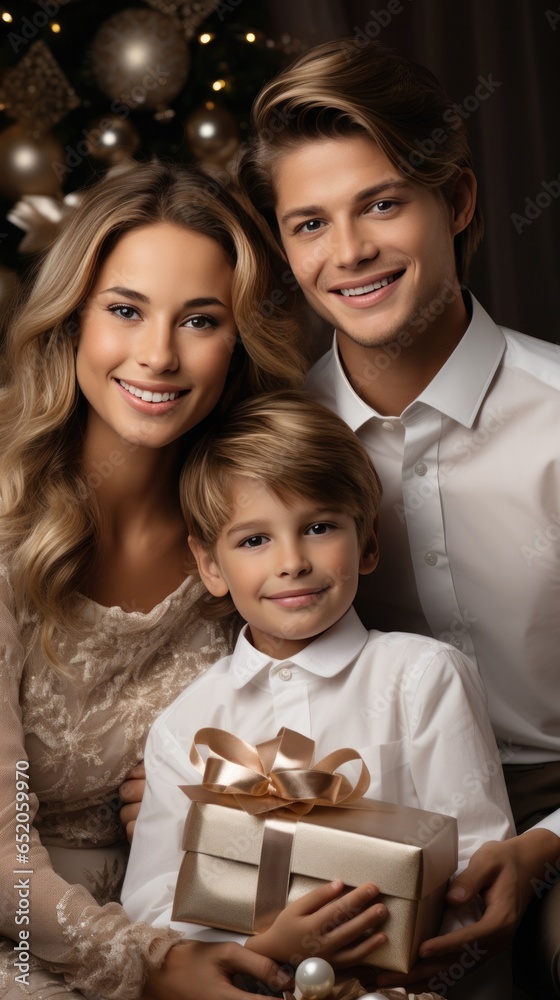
left=241, top=535, right=267, bottom=548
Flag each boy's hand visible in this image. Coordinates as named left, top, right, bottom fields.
left=119, top=761, right=146, bottom=843
left=245, top=879, right=388, bottom=967
left=142, top=940, right=293, bottom=1000
left=375, top=829, right=560, bottom=991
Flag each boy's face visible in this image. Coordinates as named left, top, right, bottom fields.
left=190, top=476, right=377, bottom=660
left=273, top=135, right=473, bottom=352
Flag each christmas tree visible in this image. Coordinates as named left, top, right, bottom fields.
left=0, top=0, right=303, bottom=309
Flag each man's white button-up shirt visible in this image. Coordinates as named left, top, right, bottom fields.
left=307, top=294, right=560, bottom=836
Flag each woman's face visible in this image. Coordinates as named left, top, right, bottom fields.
left=76, top=222, right=237, bottom=451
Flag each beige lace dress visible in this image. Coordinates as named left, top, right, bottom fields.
left=0, top=563, right=236, bottom=999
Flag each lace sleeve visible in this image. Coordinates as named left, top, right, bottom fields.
left=0, top=569, right=182, bottom=999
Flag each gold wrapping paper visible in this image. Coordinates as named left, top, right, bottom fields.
left=172, top=729, right=458, bottom=974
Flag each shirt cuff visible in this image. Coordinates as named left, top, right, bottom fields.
left=529, top=807, right=560, bottom=839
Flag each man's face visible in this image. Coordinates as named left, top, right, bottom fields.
left=274, top=135, right=467, bottom=351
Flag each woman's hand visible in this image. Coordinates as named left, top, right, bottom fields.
left=119, top=761, right=146, bottom=843
left=142, top=940, right=293, bottom=1000
left=245, top=879, right=388, bottom=967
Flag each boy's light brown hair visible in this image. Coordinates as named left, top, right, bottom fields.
left=238, top=38, right=483, bottom=283
left=181, top=391, right=382, bottom=619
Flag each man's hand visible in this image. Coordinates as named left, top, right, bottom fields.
left=376, top=829, right=560, bottom=991
left=119, top=761, right=146, bottom=843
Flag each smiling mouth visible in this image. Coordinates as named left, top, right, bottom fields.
left=118, top=380, right=188, bottom=403
left=267, top=588, right=325, bottom=599
left=335, top=270, right=405, bottom=297
left=265, top=588, right=328, bottom=607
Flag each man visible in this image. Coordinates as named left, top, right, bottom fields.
left=237, top=38, right=560, bottom=998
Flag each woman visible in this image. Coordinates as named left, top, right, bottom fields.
left=0, top=161, right=305, bottom=999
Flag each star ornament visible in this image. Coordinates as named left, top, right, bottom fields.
left=142, top=0, right=220, bottom=39
left=0, top=41, right=80, bottom=130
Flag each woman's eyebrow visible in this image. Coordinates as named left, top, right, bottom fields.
left=98, top=288, right=227, bottom=308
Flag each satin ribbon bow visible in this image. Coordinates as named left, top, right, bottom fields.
left=181, top=726, right=370, bottom=815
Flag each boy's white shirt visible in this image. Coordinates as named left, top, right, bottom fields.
left=121, top=606, right=514, bottom=941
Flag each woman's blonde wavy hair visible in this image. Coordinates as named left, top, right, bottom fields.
left=238, top=39, right=484, bottom=283
left=0, top=160, right=307, bottom=667
left=182, top=390, right=381, bottom=621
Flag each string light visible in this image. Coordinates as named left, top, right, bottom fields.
left=51, top=22, right=61, bottom=33
left=1, top=10, right=13, bottom=22
left=245, top=32, right=256, bottom=42
left=199, top=32, right=214, bottom=44
left=212, top=79, right=226, bottom=91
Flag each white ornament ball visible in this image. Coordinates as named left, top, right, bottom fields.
left=294, top=957, right=335, bottom=999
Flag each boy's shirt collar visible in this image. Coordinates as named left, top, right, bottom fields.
left=230, top=605, right=369, bottom=689
left=329, top=292, right=505, bottom=430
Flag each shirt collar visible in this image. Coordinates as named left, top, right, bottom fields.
left=331, top=292, right=506, bottom=430
left=230, top=606, right=369, bottom=689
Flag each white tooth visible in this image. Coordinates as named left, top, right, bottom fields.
left=118, top=379, right=184, bottom=402
left=340, top=274, right=396, bottom=296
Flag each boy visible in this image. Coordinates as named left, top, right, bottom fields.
left=122, top=392, right=513, bottom=999
left=237, top=40, right=560, bottom=996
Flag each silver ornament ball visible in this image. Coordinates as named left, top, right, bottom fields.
left=85, top=114, right=140, bottom=164
left=294, top=957, right=335, bottom=999
left=185, top=102, right=240, bottom=165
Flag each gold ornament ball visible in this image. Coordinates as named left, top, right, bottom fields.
left=185, top=103, right=240, bottom=164
left=0, top=125, right=64, bottom=202
left=90, top=8, right=190, bottom=110
left=85, top=115, right=141, bottom=164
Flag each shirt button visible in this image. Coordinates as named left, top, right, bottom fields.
left=424, top=552, right=438, bottom=566
left=381, top=421, right=394, bottom=431
left=414, top=462, right=428, bottom=476
left=279, top=667, right=292, bottom=681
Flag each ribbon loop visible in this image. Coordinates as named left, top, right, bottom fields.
left=182, top=726, right=370, bottom=815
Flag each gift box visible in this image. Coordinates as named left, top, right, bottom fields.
left=172, top=728, right=458, bottom=974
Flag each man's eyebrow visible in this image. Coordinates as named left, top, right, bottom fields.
left=279, top=178, right=412, bottom=226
